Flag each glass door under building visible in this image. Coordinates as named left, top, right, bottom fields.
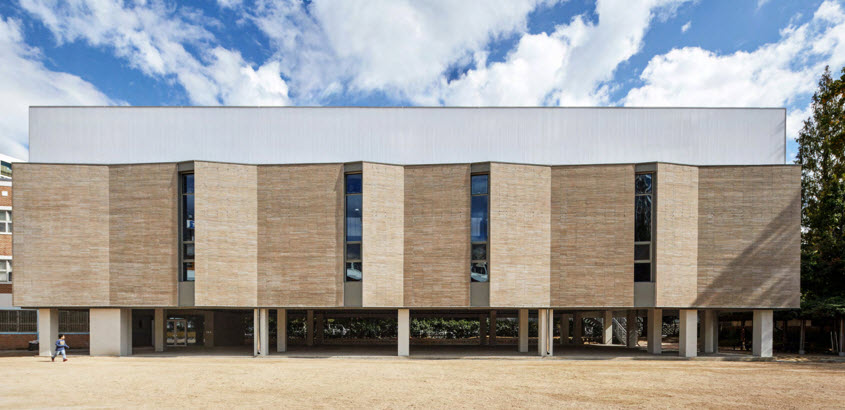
left=166, top=319, right=188, bottom=347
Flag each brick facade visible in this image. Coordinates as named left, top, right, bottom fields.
left=655, top=164, right=699, bottom=307
left=362, top=163, right=405, bottom=307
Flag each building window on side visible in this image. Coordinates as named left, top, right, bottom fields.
left=0, top=260, right=10, bottom=282
left=0, top=161, right=11, bottom=179
left=634, top=173, right=653, bottom=282
left=345, top=173, right=362, bottom=282
left=0, top=310, right=36, bottom=332
left=181, top=173, right=195, bottom=281
left=0, top=210, right=11, bottom=234
left=471, top=174, right=489, bottom=283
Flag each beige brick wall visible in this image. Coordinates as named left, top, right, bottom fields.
left=489, top=163, right=551, bottom=307
left=13, top=164, right=110, bottom=307
left=403, top=165, right=470, bottom=307
left=362, top=163, right=404, bottom=307
left=551, top=165, right=634, bottom=307
left=108, top=164, right=178, bottom=306
left=194, top=162, right=258, bottom=307
left=696, top=166, right=801, bottom=308
left=257, top=164, right=344, bottom=307
left=655, top=164, right=699, bottom=307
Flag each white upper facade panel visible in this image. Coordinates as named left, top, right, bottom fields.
left=29, top=107, right=786, bottom=165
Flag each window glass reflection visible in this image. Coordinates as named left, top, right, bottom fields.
left=470, top=262, right=488, bottom=282
left=471, top=195, right=488, bottom=242
left=182, top=194, right=195, bottom=242
left=346, top=173, right=362, bottom=194
left=346, top=194, right=362, bottom=241
left=635, top=195, right=651, bottom=242
left=346, top=243, right=361, bottom=261
left=634, top=263, right=651, bottom=282
left=471, top=174, right=488, bottom=195
left=635, top=174, right=652, bottom=194
left=346, top=262, right=362, bottom=282
left=471, top=243, right=487, bottom=260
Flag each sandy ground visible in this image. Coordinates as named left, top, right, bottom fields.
left=1, top=355, right=843, bottom=409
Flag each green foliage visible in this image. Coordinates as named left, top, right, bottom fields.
left=796, top=66, right=845, bottom=318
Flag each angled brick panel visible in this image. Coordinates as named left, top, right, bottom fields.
left=362, top=163, right=404, bottom=307
left=490, top=163, right=551, bottom=307
left=551, top=165, right=634, bottom=307
left=194, top=162, right=258, bottom=307
left=109, top=164, right=179, bottom=306
left=655, top=163, right=699, bottom=307
left=257, top=164, right=344, bottom=307
left=403, top=165, right=471, bottom=307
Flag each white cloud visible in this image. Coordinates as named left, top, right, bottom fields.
left=681, top=20, right=691, bottom=33
left=0, top=16, right=115, bottom=160
left=21, top=0, right=290, bottom=106
left=623, top=0, right=845, bottom=142
left=438, top=0, right=690, bottom=106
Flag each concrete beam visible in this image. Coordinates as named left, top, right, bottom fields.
left=90, top=308, right=132, bottom=356
left=154, top=308, right=164, bottom=352
left=703, top=310, right=718, bottom=354
left=277, top=309, right=287, bottom=353
left=626, top=310, right=638, bottom=348
left=518, top=309, right=528, bottom=353
left=647, top=308, right=662, bottom=355
left=602, top=310, right=613, bottom=345
left=752, top=310, right=773, bottom=358
left=679, top=309, right=697, bottom=358
left=37, top=308, right=58, bottom=357
left=398, top=309, right=409, bottom=357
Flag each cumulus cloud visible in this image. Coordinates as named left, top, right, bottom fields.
left=681, top=21, right=691, bottom=33
left=623, top=0, right=845, bottom=142
left=21, top=0, right=290, bottom=106
left=0, top=16, right=115, bottom=160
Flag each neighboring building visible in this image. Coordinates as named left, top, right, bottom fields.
left=15, top=107, right=799, bottom=358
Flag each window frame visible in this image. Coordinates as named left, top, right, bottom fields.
left=179, top=172, right=195, bottom=282
left=0, top=260, right=10, bottom=283
left=470, top=172, right=490, bottom=283
left=634, top=171, right=654, bottom=283
left=344, top=172, right=363, bottom=282
left=0, top=210, right=11, bottom=235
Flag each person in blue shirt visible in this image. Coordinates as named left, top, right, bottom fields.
left=51, top=334, right=69, bottom=362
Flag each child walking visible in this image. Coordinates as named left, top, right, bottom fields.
left=51, top=334, right=70, bottom=362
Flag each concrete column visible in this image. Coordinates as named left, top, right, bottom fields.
left=839, top=317, right=844, bottom=357
left=560, top=314, right=570, bottom=345
left=799, top=319, right=806, bottom=355
left=537, top=309, right=554, bottom=357
left=252, top=309, right=259, bottom=356
left=277, top=309, right=287, bottom=353
left=679, top=309, right=698, bottom=358
left=479, top=314, right=487, bottom=345
left=752, top=310, right=773, bottom=358
left=90, top=308, right=132, bottom=356
left=489, top=310, right=497, bottom=346
left=306, top=310, right=314, bottom=347
left=37, top=308, right=59, bottom=357
left=204, top=310, right=214, bottom=348
left=258, top=308, right=270, bottom=356
left=647, top=308, right=662, bottom=355
left=153, top=308, right=165, bottom=352
left=518, top=309, right=528, bottom=353
left=703, top=310, right=718, bottom=354
left=573, top=312, right=583, bottom=345
left=397, top=309, right=410, bottom=357
left=602, top=310, right=613, bottom=345
left=315, top=313, right=324, bottom=345
left=626, top=310, right=638, bottom=348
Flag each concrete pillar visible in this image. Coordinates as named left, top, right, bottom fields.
left=518, top=309, right=528, bottom=353
left=799, top=319, right=806, bottom=355
left=602, top=310, right=613, bottom=345
left=573, top=312, right=583, bottom=345
left=90, top=308, right=132, bottom=356
left=679, top=309, right=697, bottom=358
left=306, top=310, right=314, bottom=347
left=397, top=309, right=409, bottom=357
left=560, top=314, right=570, bottom=345
left=479, top=314, right=487, bottom=345
left=538, top=309, right=554, bottom=357
left=626, top=310, right=638, bottom=348
left=277, top=309, right=287, bottom=353
left=252, top=309, right=259, bottom=356
left=703, top=310, right=718, bottom=354
left=37, top=308, right=59, bottom=357
left=489, top=310, right=497, bottom=346
left=315, top=313, right=324, bottom=345
left=153, top=308, right=165, bottom=352
left=647, top=308, right=662, bottom=355
left=839, top=317, right=844, bottom=357
left=257, top=308, right=269, bottom=356
left=203, top=310, right=214, bottom=348
left=752, top=310, right=773, bottom=358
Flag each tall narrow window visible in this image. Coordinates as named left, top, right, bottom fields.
left=181, top=173, right=195, bottom=281
left=0, top=210, right=11, bottom=233
left=471, top=174, right=489, bottom=282
left=634, top=173, right=653, bottom=282
left=0, top=260, right=10, bottom=282
left=345, top=173, right=362, bottom=282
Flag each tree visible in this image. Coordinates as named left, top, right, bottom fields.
left=795, top=66, right=845, bottom=317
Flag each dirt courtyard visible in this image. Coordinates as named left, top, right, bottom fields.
left=1, top=355, right=843, bottom=409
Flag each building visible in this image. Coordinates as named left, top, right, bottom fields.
left=0, top=153, right=29, bottom=349
left=14, top=107, right=799, bottom=358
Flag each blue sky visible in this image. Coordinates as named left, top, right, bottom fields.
left=1, top=0, right=843, bottom=160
